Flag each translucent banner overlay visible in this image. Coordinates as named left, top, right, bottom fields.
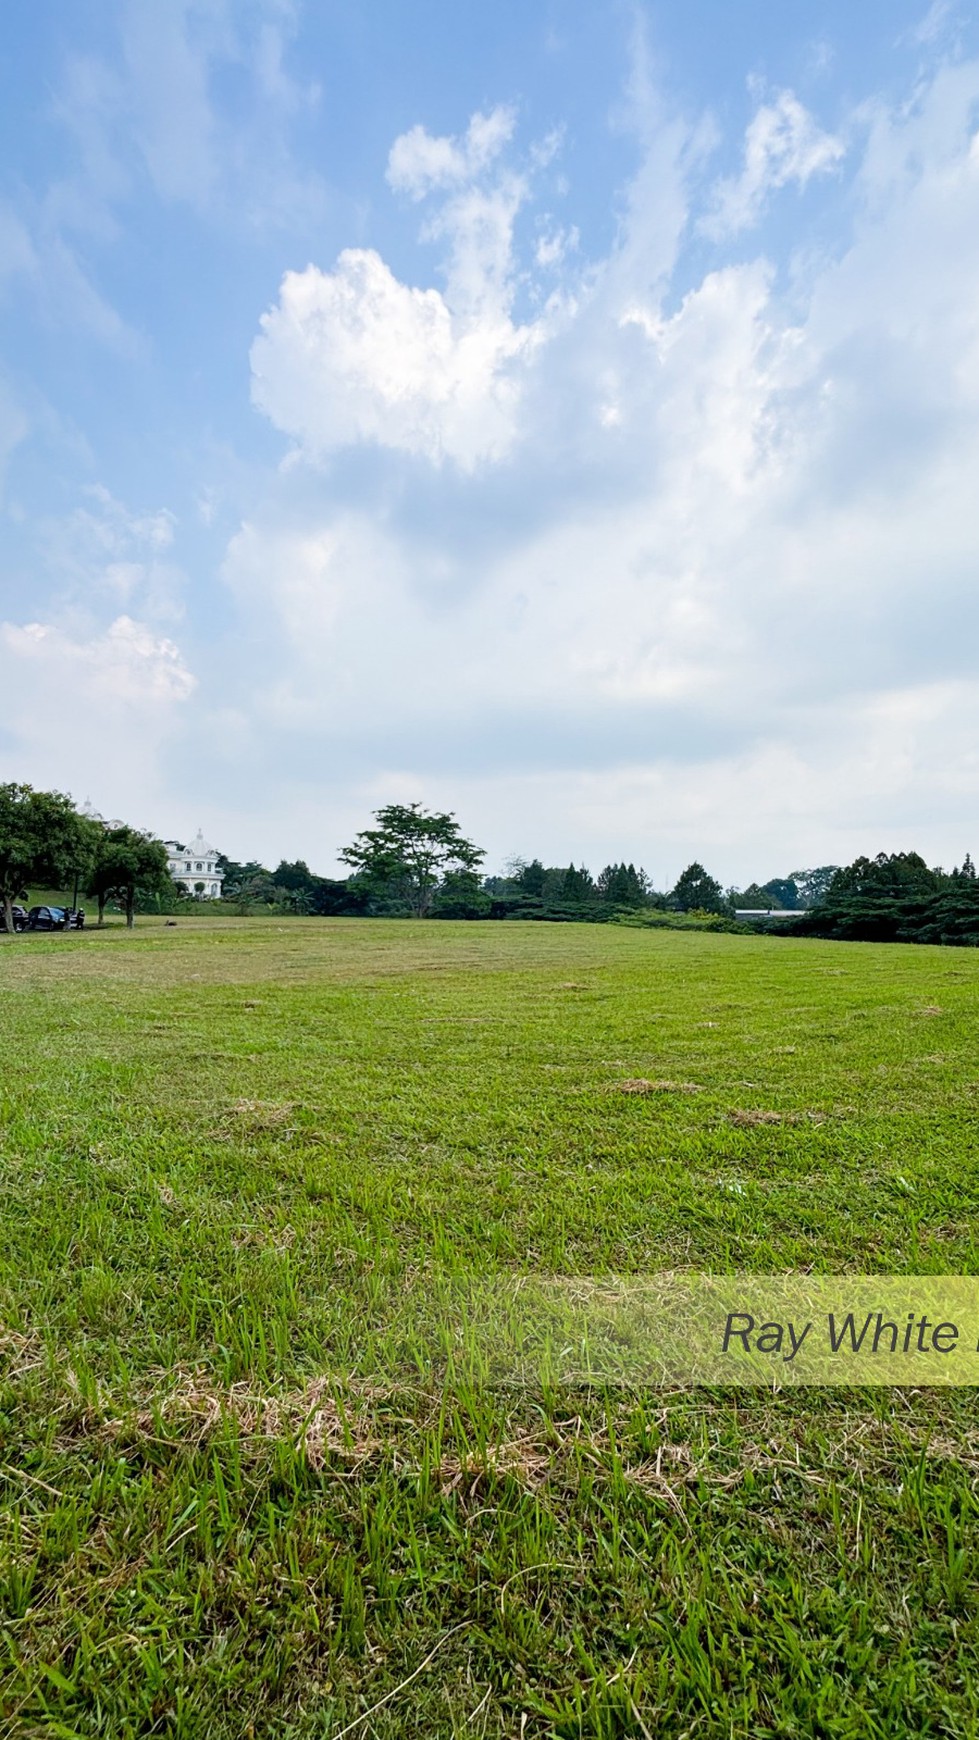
left=398, top=1275, right=979, bottom=1387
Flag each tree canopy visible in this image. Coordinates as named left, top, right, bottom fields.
left=0, top=783, right=95, bottom=936
left=339, top=803, right=485, bottom=917
left=670, top=862, right=727, bottom=914
left=87, top=826, right=172, bottom=929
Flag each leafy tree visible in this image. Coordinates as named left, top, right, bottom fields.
left=558, top=863, right=595, bottom=903
left=669, top=862, right=726, bottom=914
left=87, top=826, right=172, bottom=928
left=0, top=783, right=94, bottom=936
left=789, top=866, right=841, bottom=908
left=513, top=858, right=547, bottom=898
left=339, top=802, right=484, bottom=918
left=761, top=877, right=799, bottom=910
left=596, top=863, right=650, bottom=907
left=826, top=852, right=939, bottom=902
left=736, top=882, right=780, bottom=909
left=273, top=859, right=318, bottom=894
left=432, top=869, right=491, bottom=919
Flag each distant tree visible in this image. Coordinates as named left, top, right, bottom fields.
left=339, top=802, right=484, bottom=918
left=87, top=826, right=172, bottom=928
left=789, top=866, right=841, bottom=908
left=670, top=862, right=726, bottom=914
left=596, top=863, right=650, bottom=907
left=558, top=863, right=595, bottom=903
left=761, top=877, right=799, bottom=910
left=0, top=783, right=94, bottom=936
left=273, top=859, right=318, bottom=894
left=514, top=858, right=547, bottom=898
left=736, top=882, right=780, bottom=909
left=432, top=869, right=491, bottom=918
left=826, top=852, right=939, bottom=903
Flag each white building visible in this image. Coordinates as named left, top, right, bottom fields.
left=165, top=831, right=225, bottom=899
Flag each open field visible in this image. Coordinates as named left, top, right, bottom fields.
left=2, top=918, right=979, bottom=1736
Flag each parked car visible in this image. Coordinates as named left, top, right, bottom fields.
left=24, top=905, right=87, bottom=931
left=26, top=905, right=68, bottom=930
left=0, top=904, right=27, bottom=932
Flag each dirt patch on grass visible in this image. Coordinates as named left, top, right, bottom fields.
left=612, top=1079, right=703, bottom=1095
left=222, top=1098, right=298, bottom=1134
left=727, top=1109, right=824, bottom=1128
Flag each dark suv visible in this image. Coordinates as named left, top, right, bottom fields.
left=0, top=904, right=27, bottom=932
left=26, top=906, right=85, bottom=931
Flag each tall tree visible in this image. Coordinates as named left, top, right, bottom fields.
left=339, top=802, right=484, bottom=917
left=670, top=862, right=727, bottom=914
left=789, top=866, right=842, bottom=908
left=0, top=783, right=93, bottom=937
left=87, top=826, right=172, bottom=928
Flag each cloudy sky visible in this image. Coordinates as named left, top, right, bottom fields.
left=2, top=0, right=978, bottom=887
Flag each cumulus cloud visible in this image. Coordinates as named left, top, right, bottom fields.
left=386, top=106, right=516, bottom=198
left=251, top=108, right=559, bottom=468
left=250, top=247, right=543, bottom=467
left=229, top=55, right=979, bottom=879
left=703, top=88, right=845, bottom=237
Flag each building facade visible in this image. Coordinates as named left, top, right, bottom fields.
left=164, top=832, right=225, bottom=899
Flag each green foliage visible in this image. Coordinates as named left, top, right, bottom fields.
left=0, top=782, right=95, bottom=934
left=788, top=865, right=841, bottom=907
left=827, top=850, right=941, bottom=901
left=431, top=868, right=491, bottom=918
left=596, top=862, right=651, bottom=906
left=87, top=826, right=172, bottom=929
left=339, top=801, right=484, bottom=917
left=669, top=860, right=727, bottom=914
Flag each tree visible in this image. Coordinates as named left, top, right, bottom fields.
left=273, top=859, right=318, bottom=893
left=0, top=783, right=94, bottom=937
left=339, top=802, right=484, bottom=918
left=669, top=862, right=726, bottom=914
left=87, top=826, right=172, bottom=928
left=596, top=863, right=651, bottom=907
left=789, top=866, right=841, bottom=908
left=825, top=852, right=939, bottom=903
left=558, top=863, right=595, bottom=903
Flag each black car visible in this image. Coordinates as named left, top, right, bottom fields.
left=26, top=905, right=67, bottom=930
left=0, top=904, right=27, bottom=932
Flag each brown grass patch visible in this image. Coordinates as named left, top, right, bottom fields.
left=727, top=1108, right=820, bottom=1128
left=612, top=1079, right=702, bottom=1095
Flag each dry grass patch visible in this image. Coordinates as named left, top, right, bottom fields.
left=612, top=1079, right=703, bottom=1095
left=726, top=1108, right=825, bottom=1128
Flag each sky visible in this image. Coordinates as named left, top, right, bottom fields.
left=2, top=0, right=979, bottom=889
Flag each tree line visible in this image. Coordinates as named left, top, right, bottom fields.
left=0, top=783, right=173, bottom=934
left=5, top=785, right=977, bottom=948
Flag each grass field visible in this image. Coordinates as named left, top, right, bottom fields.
left=2, top=917, right=979, bottom=1736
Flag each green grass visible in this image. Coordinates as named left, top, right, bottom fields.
left=2, top=917, right=979, bottom=1736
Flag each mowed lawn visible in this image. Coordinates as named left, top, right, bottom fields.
left=2, top=917, right=979, bottom=1736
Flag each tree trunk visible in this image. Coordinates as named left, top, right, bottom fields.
left=125, top=889, right=135, bottom=929
left=98, top=891, right=106, bottom=927
left=2, top=893, right=17, bottom=937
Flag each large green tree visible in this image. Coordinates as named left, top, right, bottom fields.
left=339, top=802, right=484, bottom=917
left=87, top=826, right=172, bottom=928
left=0, top=783, right=94, bottom=936
left=669, top=861, right=727, bottom=914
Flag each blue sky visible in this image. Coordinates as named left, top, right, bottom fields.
left=2, top=0, right=978, bottom=886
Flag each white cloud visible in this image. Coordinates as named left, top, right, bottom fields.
left=225, top=56, right=979, bottom=881
left=250, top=242, right=543, bottom=468
left=704, top=89, right=845, bottom=237
left=1, top=615, right=195, bottom=705
left=386, top=106, right=516, bottom=199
